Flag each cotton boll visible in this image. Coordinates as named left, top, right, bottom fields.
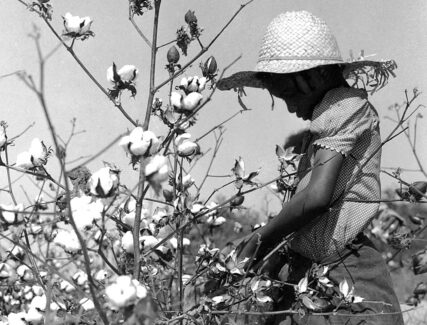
left=121, top=231, right=135, bottom=254
left=89, top=167, right=120, bottom=197
left=181, top=92, right=203, bottom=111
left=118, top=65, right=138, bottom=83
left=170, top=92, right=183, bottom=109
left=15, top=151, right=33, bottom=169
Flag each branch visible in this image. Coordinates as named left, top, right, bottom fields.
left=128, top=4, right=152, bottom=48
left=134, top=0, right=162, bottom=280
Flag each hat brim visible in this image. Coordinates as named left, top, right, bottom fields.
left=217, top=60, right=397, bottom=91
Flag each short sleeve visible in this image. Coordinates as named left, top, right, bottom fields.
left=309, top=88, right=376, bottom=156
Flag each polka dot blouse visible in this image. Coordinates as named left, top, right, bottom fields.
left=289, top=87, right=381, bottom=262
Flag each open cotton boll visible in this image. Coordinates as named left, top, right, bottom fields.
left=174, top=133, right=200, bottom=157
left=63, top=13, right=93, bottom=35
left=145, top=155, right=169, bottom=182
left=118, top=65, right=138, bottom=82
left=28, top=138, right=49, bottom=166
left=15, top=151, right=33, bottom=169
left=181, top=92, right=203, bottom=111
left=7, top=312, right=27, bottom=325
left=140, top=235, right=159, bottom=249
left=79, top=298, right=95, bottom=311
left=0, top=203, right=24, bottom=224
left=89, top=167, right=120, bottom=197
left=29, top=295, right=47, bottom=311
left=121, top=231, right=135, bottom=254
left=119, top=127, right=160, bottom=157
left=170, top=91, right=183, bottom=109
left=25, top=307, right=43, bottom=323
left=59, top=280, right=75, bottom=293
left=53, top=229, right=81, bottom=253
left=106, top=66, right=115, bottom=84
left=70, top=195, right=104, bottom=230
left=169, top=237, right=190, bottom=249
left=105, top=275, right=147, bottom=309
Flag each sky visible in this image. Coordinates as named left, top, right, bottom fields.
left=1, top=0, right=427, bottom=214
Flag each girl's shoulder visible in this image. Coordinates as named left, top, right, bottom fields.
left=311, top=87, right=377, bottom=131
left=309, top=87, right=379, bottom=156
left=313, top=87, right=370, bottom=119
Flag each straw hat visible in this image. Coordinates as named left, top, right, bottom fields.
left=217, top=11, right=396, bottom=94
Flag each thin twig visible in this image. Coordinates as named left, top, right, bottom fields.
left=129, top=8, right=152, bottom=48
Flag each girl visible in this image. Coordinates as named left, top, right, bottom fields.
left=218, top=11, right=403, bottom=325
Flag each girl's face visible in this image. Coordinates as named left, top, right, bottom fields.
left=262, top=67, right=340, bottom=120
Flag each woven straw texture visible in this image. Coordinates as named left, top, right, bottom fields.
left=255, top=11, right=343, bottom=73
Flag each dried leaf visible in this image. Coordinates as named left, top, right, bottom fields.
left=237, top=93, right=250, bottom=111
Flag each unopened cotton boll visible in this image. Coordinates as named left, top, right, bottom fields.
left=89, top=166, right=120, bottom=197
left=63, top=13, right=93, bottom=35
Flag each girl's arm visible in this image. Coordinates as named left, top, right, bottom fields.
left=239, top=147, right=344, bottom=259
